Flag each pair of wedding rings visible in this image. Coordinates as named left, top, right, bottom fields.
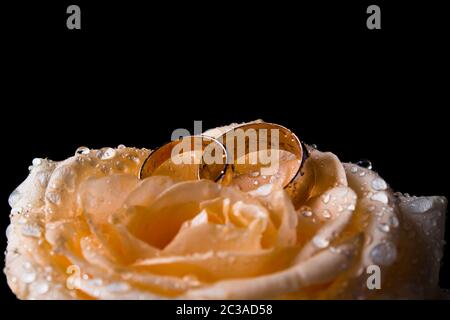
left=139, top=122, right=305, bottom=190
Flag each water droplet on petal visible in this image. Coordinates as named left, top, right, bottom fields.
left=356, top=159, right=372, bottom=170
left=250, top=171, right=260, bottom=177
left=5, top=225, right=13, bottom=238
left=117, top=144, right=126, bottom=149
left=299, top=206, right=313, bottom=217
left=32, top=158, right=42, bottom=166
left=329, top=246, right=340, bottom=254
left=313, top=235, right=330, bottom=248
left=21, top=271, right=36, bottom=284
left=400, top=197, right=434, bottom=214
left=302, top=210, right=313, bottom=217
left=21, top=224, right=42, bottom=238
left=8, top=189, right=21, bottom=207
left=371, top=192, right=388, bottom=204
left=106, top=282, right=130, bottom=293
left=97, top=147, right=117, bottom=160
left=37, top=171, right=50, bottom=187
left=378, top=223, right=391, bottom=233
left=322, top=193, right=331, bottom=204
left=371, top=177, right=387, bottom=191
left=370, top=241, right=397, bottom=266
left=90, top=278, right=104, bottom=287
left=34, top=282, right=49, bottom=295
left=322, top=209, right=332, bottom=219
left=23, top=261, right=32, bottom=270
left=350, top=166, right=358, bottom=173
left=11, top=207, right=23, bottom=215
left=248, top=184, right=273, bottom=196
left=46, top=192, right=61, bottom=205
left=75, top=146, right=90, bottom=155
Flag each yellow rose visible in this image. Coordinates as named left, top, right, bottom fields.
left=5, top=137, right=447, bottom=299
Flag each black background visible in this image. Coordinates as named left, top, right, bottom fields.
left=1, top=0, right=449, bottom=310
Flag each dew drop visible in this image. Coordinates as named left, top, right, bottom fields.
left=11, top=207, right=23, bottom=215
left=46, top=191, right=61, bottom=205
left=37, top=171, right=50, bottom=187
left=21, top=271, right=37, bottom=284
left=329, top=246, right=340, bottom=254
left=106, top=282, right=130, bottom=293
left=371, top=192, right=388, bottom=204
left=322, top=210, right=332, bottom=219
left=313, top=235, right=330, bottom=248
left=21, top=224, right=42, bottom=238
left=5, top=225, right=13, bottom=238
left=34, top=282, right=49, bottom=295
left=378, top=223, right=391, bottom=233
left=90, top=278, right=104, bottom=286
left=117, top=144, right=126, bottom=149
left=350, top=166, right=358, bottom=174
left=401, top=198, right=433, bottom=214
left=356, top=159, right=372, bottom=170
left=300, top=206, right=313, bottom=217
left=8, top=189, right=21, bottom=207
left=302, top=211, right=313, bottom=217
left=98, top=147, right=117, bottom=160
left=248, top=184, right=273, bottom=196
left=32, top=158, right=42, bottom=166
left=75, top=146, right=90, bottom=155
left=370, top=241, right=397, bottom=266
left=322, top=193, right=331, bottom=204
left=371, top=177, right=387, bottom=191
left=250, top=171, right=260, bottom=177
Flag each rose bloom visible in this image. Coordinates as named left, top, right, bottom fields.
left=5, top=127, right=448, bottom=299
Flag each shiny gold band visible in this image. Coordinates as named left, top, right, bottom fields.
left=139, top=122, right=304, bottom=191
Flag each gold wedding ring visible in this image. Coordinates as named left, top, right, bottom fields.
left=139, top=122, right=305, bottom=191
left=212, top=122, right=304, bottom=190
left=139, top=136, right=228, bottom=182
